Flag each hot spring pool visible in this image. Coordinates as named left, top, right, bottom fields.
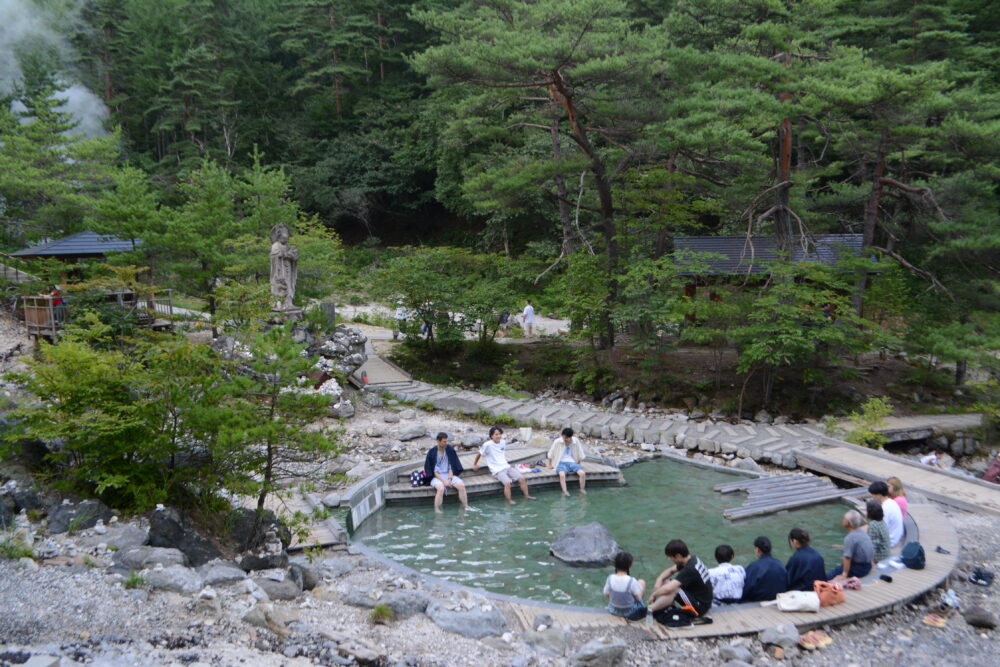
left=350, top=459, right=850, bottom=607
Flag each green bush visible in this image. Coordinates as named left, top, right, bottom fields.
left=846, top=396, right=893, bottom=449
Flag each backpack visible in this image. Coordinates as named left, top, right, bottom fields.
left=652, top=607, right=694, bottom=628
left=900, top=542, right=926, bottom=570
left=409, top=469, right=427, bottom=487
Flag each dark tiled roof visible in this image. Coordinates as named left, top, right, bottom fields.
left=674, top=234, right=864, bottom=275
left=11, top=231, right=138, bottom=258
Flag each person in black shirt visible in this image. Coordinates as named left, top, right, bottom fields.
left=785, top=527, right=827, bottom=592
left=742, top=536, right=788, bottom=602
left=648, top=539, right=713, bottom=617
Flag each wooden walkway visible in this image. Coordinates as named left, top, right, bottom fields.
left=797, top=444, right=1000, bottom=517
left=501, top=503, right=957, bottom=638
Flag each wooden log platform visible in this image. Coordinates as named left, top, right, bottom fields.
left=716, top=472, right=867, bottom=519
left=383, top=447, right=625, bottom=503
left=500, top=503, right=957, bottom=639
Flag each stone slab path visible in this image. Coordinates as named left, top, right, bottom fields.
left=838, top=413, right=982, bottom=443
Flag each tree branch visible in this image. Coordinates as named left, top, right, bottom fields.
left=871, top=246, right=955, bottom=301
left=534, top=250, right=565, bottom=285
left=879, top=177, right=949, bottom=220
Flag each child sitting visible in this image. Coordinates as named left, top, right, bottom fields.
left=707, top=544, right=746, bottom=604
left=865, top=499, right=891, bottom=564
left=603, top=551, right=647, bottom=620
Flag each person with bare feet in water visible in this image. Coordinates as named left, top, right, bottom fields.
left=424, top=432, right=469, bottom=513
left=547, top=427, right=587, bottom=496
left=472, top=426, right=536, bottom=504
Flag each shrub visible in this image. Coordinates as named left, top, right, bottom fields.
left=369, top=604, right=396, bottom=624
left=846, top=396, right=893, bottom=449
left=0, top=539, right=34, bottom=560
left=124, top=571, right=146, bottom=589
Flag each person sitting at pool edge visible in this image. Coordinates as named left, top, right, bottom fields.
left=828, top=509, right=874, bottom=580
left=547, top=427, right=587, bottom=496
left=472, top=425, right=536, bottom=504
left=648, top=539, right=713, bottom=619
left=707, top=544, right=745, bottom=605
left=887, top=476, right=908, bottom=521
left=741, top=536, right=788, bottom=602
left=865, top=499, right=891, bottom=565
left=424, top=432, right=469, bottom=513
left=868, top=480, right=904, bottom=547
left=603, top=551, right=647, bottom=620
left=785, top=528, right=826, bottom=592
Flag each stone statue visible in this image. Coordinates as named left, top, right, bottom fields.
left=269, top=224, right=298, bottom=310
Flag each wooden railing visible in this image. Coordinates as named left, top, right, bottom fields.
left=19, top=289, right=175, bottom=337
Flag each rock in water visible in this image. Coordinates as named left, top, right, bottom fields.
left=571, top=635, right=627, bottom=666
left=550, top=523, right=620, bottom=567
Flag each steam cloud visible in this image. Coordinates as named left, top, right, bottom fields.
left=0, top=0, right=109, bottom=137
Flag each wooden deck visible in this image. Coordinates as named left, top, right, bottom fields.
left=383, top=448, right=625, bottom=503
left=797, top=445, right=1000, bottom=517
left=501, top=503, right=957, bottom=638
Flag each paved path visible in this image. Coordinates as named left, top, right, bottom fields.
left=838, top=413, right=982, bottom=443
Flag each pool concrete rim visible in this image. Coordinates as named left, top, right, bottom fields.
left=340, top=449, right=854, bottom=616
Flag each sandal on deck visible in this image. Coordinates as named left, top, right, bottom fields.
left=922, top=613, right=948, bottom=628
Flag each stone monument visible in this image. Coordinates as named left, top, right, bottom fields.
left=269, top=223, right=298, bottom=311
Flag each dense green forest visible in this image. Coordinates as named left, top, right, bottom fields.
left=1, top=0, right=999, bottom=406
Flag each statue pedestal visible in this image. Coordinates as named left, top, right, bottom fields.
left=270, top=307, right=303, bottom=323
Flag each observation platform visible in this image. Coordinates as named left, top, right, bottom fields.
left=382, top=448, right=625, bottom=503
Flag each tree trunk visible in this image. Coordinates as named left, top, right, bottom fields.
left=775, top=114, right=793, bottom=249
left=853, top=128, right=889, bottom=315
left=551, top=117, right=576, bottom=256
left=548, top=72, right=617, bottom=348
left=955, top=359, right=967, bottom=386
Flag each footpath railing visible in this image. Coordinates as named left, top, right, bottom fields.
left=19, top=289, right=175, bottom=337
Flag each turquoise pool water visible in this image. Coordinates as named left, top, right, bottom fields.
left=351, top=459, right=850, bottom=607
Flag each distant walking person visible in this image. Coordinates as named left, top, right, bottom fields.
left=50, top=285, right=66, bottom=323
left=498, top=311, right=510, bottom=337
left=547, top=427, right=587, bottom=496
left=393, top=300, right=408, bottom=340
left=522, top=300, right=535, bottom=337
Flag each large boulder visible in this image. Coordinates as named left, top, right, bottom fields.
left=760, top=623, right=800, bottom=648
left=227, top=508, right=291, bottom=553
left=239, top=550, right=289, bottom=572
left=47, top=499, right=113, bottom=534
left=144, top=565, right=204, bottom=595
left=114, top=546, right=188, bottom=570
left=148, top=507, right=220, bottom=567
left=550, top=523, right=620, bottom=567
left=571, top=635, right=627, bottom=666
left=425, top=598, right=507, bottom=639
left=199, top=562, right=248, bottom=586
left=254, top=574, right=302, bottom=601
left=398, top=424, right=427, bottom=441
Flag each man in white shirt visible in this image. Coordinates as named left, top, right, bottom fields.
left=547, top=427, right=587, bottom=496
left=706, top=544, right=745, bottom=604
left=522, top=300, right=535, bottom=337
left=869, top=481, right=904, bottom=547
left=472, top=426, right=536, bottom=504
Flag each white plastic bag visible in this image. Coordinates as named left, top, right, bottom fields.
left=773, top=590, right=821, bottom=612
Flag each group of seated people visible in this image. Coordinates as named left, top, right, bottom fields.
left=709, top=478, right=908, bottom=605
left=603, top=477, right=909, bottom=622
